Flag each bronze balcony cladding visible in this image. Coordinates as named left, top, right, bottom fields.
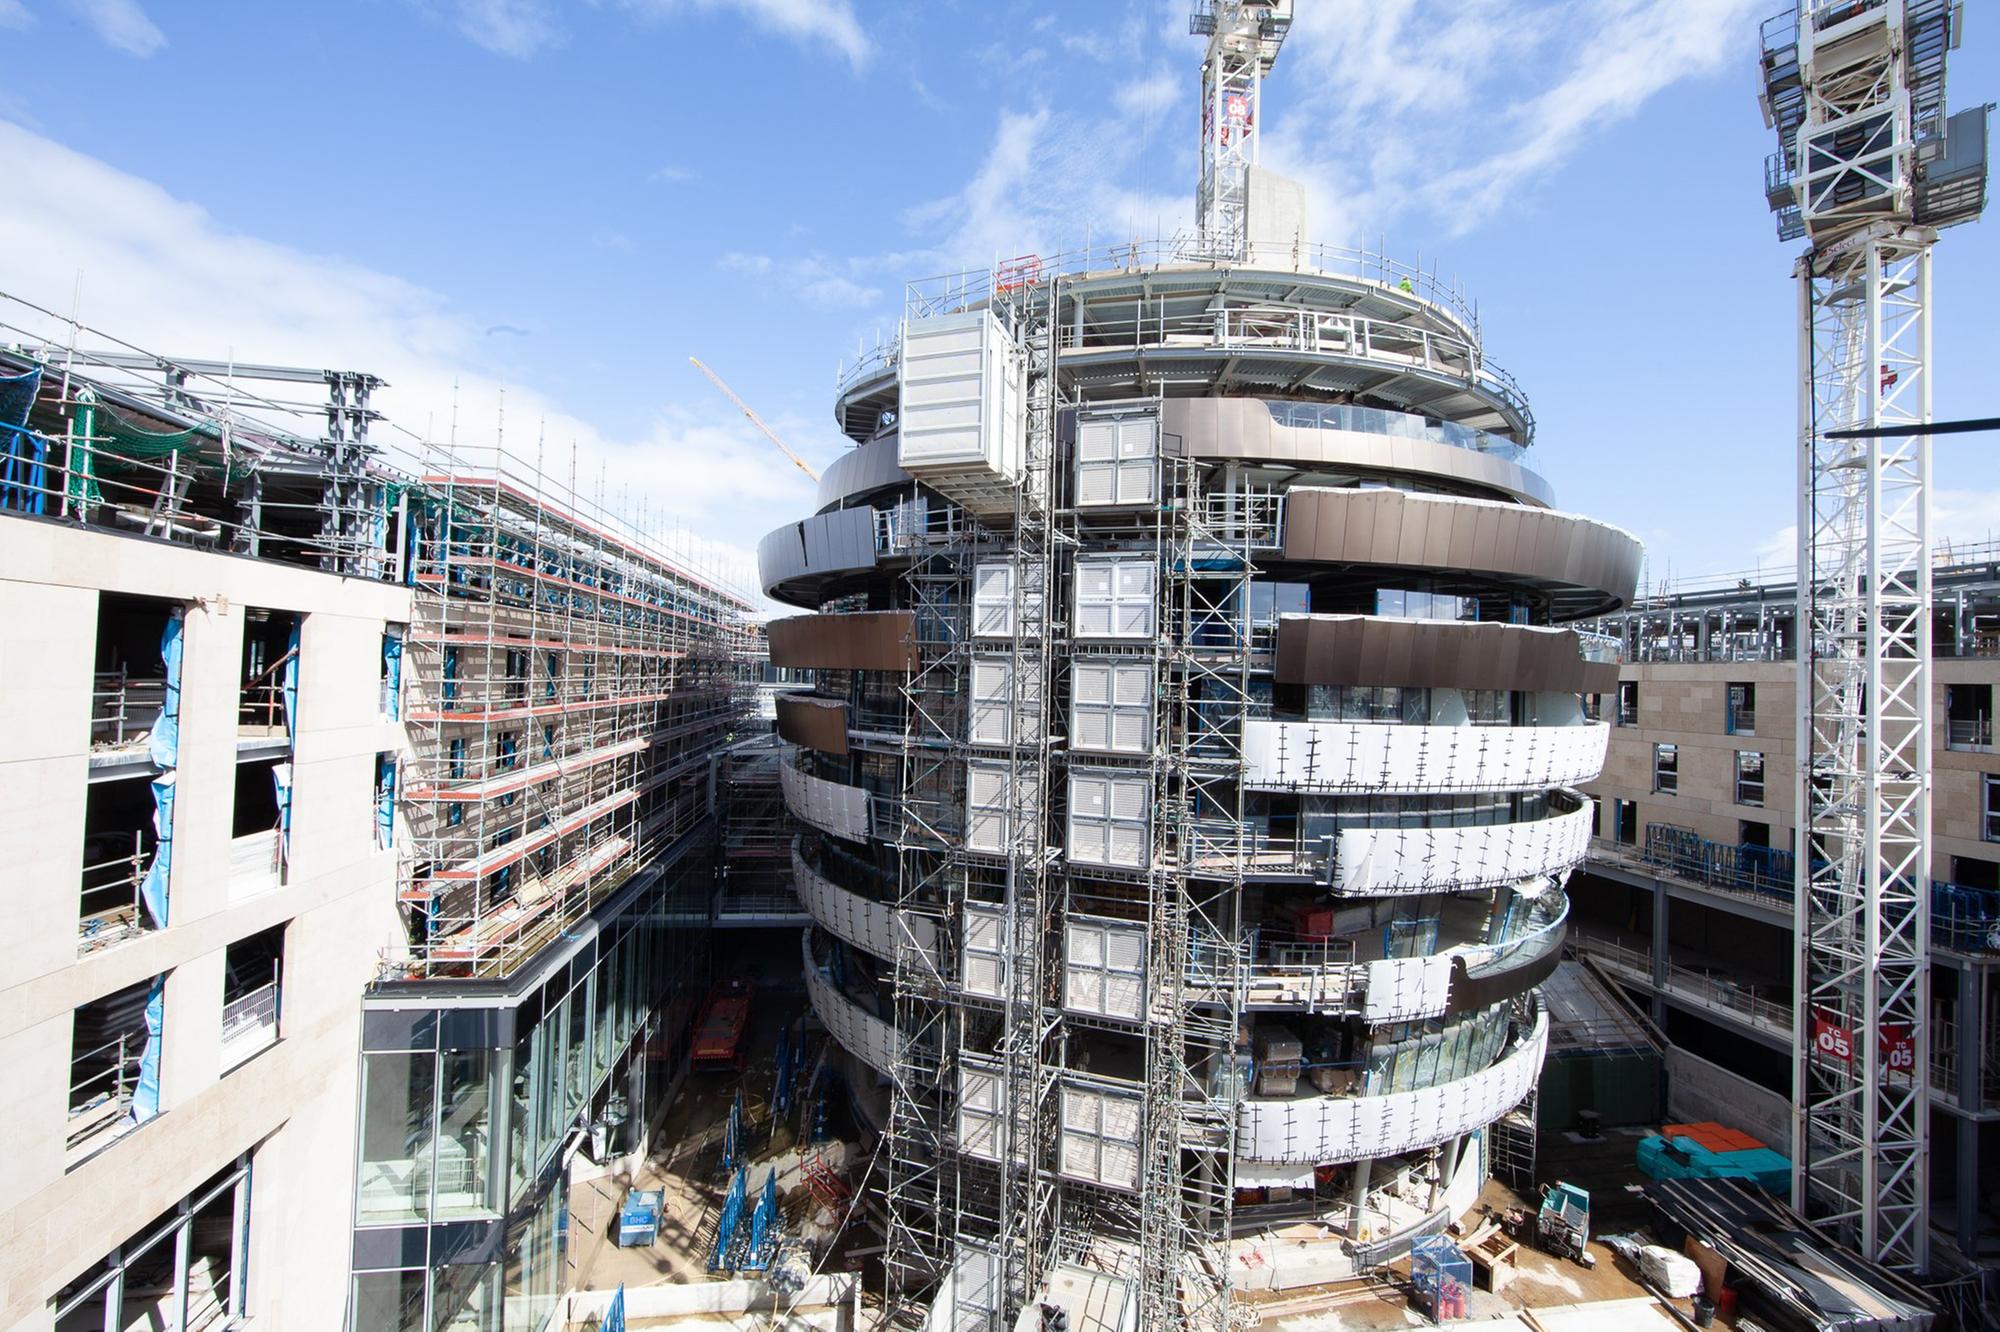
left=1162, top=397, right=1554, bottom=508
left=767, top=611, right=921, bottom=673
left=775, top=692, right=850, bottom=755
left=1445, top=925, right=1566, bottom=1015
left=1279, top=487, right=1642, bottom=621
left=1274, top=615, right=1621, bottom=696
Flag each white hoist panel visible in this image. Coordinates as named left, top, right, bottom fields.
left=897, top=310, right=1025, bottom=473
left=1059, top=1082, right=1143, bottom=1191
left=969, top=655, right=1044, bottom=747
left=972, top=561, right=1046, bottom=639
left=1074, top=411, right=1159, bottom=507
left=1070, top=658, right=1154, bottom=755
left=1063, top=916, right=1147, bottom=1022
left=1073, top=557, right=1157, bottom=639
left=961, top=902, right=1007, bottom=1000
left=1067, top=769, right=1151, bottom=870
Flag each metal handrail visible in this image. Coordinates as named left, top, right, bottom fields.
left=68, top=1031, right=142, bottom=1149
left=90, top=669, right=166, bottom=747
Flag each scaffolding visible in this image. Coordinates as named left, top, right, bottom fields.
left=391, top=441, right=753, bottom=979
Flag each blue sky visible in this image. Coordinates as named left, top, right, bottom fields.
left=1, top=0, right=1995, bottom=602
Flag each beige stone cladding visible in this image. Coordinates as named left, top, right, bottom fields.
left=0, top=519, right=410, bottom=1331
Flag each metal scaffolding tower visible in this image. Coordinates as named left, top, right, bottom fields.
left=1755, top=0, right=1987, bottom=1272
left=1191, top=1, right=1293, bottom=256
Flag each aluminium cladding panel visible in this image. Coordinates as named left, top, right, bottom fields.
left=1071, top=658, right=1153, bottom=756
left=1239, top=719, right=1609, bottom=794
left=792, top=843, right=936, bottom=963
left=1063, top=916, right=1147, bottom=1023
left=1330, top=800, right=1593, bottom=896
left=1058, top=1081, right=1144, bottom=1191
left=1235, top=1011, right=1550, bottom=1164
left=775, top=693, right=850, bottom=754
left=896, top=309, right=1026, bottom=481
left=779, top=757, right=873, bottom=842
left=1273, top=616, right=1620, bottom=696
left=757, top=505, right=879, bottom=598
left=1066, top=769, right=1151, bottom=870
left=767, top=611, right=920, bottom=673
left=1160, top=397, right=1555, bottom=508
left=816, top=434, right=912, bottom=512
left=1278, top=488, right=1642, bottom=618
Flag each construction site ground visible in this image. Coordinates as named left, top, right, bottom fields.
left=1241, top=1135, right=1739, bottom=1330
left=565, top=991, right=872, bottom=1297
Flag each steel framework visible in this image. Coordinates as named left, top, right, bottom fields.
left=1757, top=0, right=1985, bottom=1272
left=1191, top=1, right=1292, bottom=256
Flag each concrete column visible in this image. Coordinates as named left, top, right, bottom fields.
left=170, top=598, right=245, bottom=926
left=1347, top=1156, right=1374, bottom=1233
left=1650, top=883, right=1670, bottom=1028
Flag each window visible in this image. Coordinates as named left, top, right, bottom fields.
left=380, top=626, right=404, bottom=720
left=1073, top=557, right=1156, bottom=639
left=1985, top=774, right=2000, bottom=843
left=1071, top=658, right=1153, bottom=755
left=1653, top=743, right=1678, bottom=794
left=221, top=924, right=284, bottom=1072
left=1583, top=693, right=1603, bottom=722
left=1947, top=682, right=1992, bottom=751
left=1615, top=799, right=1637, bottom=846
left=1735, top=750, right=1765, bottom=807
left=374, top=754, right=397, bottom=850
left=1741, top=820, right=1771, bottom=848
left=54, top=1155, right=251, bottom=1330
left=69, top=974, right=163, bottom=1166
left=1074, top=409, right=1158, bottom=507
left=1726, top=681, right=1755, bottom=735
left=1618, top=680, right=1640, bottom=726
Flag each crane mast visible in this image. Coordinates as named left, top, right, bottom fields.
left=1755, top=0, right=1986, bottom=1273
left=1191, top=1, right=1292, bottom=257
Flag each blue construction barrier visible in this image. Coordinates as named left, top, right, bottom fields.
left=709, top=1166, right=747, bottom=1271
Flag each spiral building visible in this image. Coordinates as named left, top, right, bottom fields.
left=759, top=5, right=1644, bottom=1329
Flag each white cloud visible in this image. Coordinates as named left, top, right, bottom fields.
left=67, top=0, right=163, bottom=56
left=453, top=0, right=561, bottom=57
left=1270, top=0, right=1765, bottom=240
left=0, top=2, right=34, bottom=32
left=718, top=251, right=881, bottom=310
left=0, top=118, right=807, bottom=602
left=649, top=164, right=696, bottom=184
left=616, top=0, right=871, bottom=69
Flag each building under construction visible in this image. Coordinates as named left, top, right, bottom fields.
left=0, top=287, right=760, bottom=1331
left=760, top=5, right=1641, bottom=1329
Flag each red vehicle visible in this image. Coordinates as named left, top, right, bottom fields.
left=691, top=979, right=753, bottom=1072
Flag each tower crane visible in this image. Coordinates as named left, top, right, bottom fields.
left=1191, top=1, right=1293, bottom=256
left=1754, top=0, right=1987, bottom=1273
left=689, top=357, right=819, bottom=482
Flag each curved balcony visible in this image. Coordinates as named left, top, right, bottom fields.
left=767, top=611, right=920, bottom=673
left=758, top=506, right=884, bottom=607
left=775, top=692, right=850, bottom=755
left=1242, top=892, right=1569, bottom=1022
left=1236, top=1010, right=1549, bottom=1165
left=1280, top=488, right=1641, bottom=620
left=1330, top=797, right=1593, bottom=896
left=1274, top=616, right=1620, bottom=697
left=803, top=932, right=899, bottom=1076
left=779, top=757, right=874, bottom=843
left=835, top=243, right=1528, bottom=444
left=1241, top=719, right=1608, bottom=795
left=1166, top=398, right=1552, bottom=508
left=816, top=434, right=910, bottom=512
left=793, top=841, right=937, bottom=965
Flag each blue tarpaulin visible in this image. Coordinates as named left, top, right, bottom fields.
left=139, top=775, right=175, bottom=927
left=133, top=975, right=165, bottom=1123
left=382, top=628, right=403, bottom=720
left=375, top=755, right=396, bottom=850
left=0, top=365, right=47, bottom=515
left=150, top=610, right=183, bottom=769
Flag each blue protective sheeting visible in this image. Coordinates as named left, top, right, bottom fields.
left=280, top=621, right=300, bottom=744
left=0, top=366, right=46, bottom=515
left=382, top=629, right=403, bottom=720
left=375, top=756, right=396, bottom=850
left=139, top=775, right=175, bottom=927
left=149, top=610, right=183, bottom=770
left=133, top=975, right=165, bottom=1122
